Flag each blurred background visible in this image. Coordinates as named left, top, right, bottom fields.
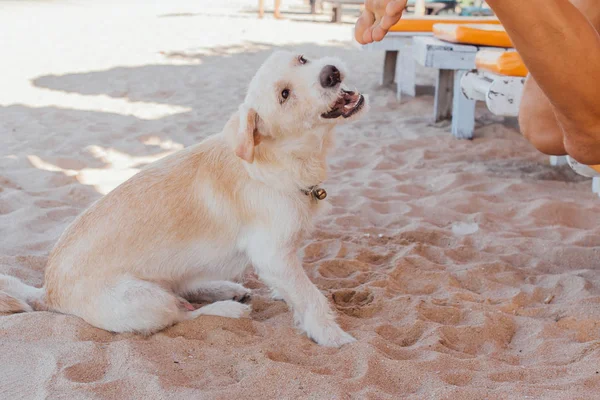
left=4, top=0, right=482, bottom=196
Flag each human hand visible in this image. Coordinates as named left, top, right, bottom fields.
left=354, top=0, right=408, bottom=44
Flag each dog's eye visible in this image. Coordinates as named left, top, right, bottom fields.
left=281, top=89, right=290, bottom=100
left=298, top=55, right=307, bottom=65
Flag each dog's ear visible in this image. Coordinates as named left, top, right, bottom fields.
left=235, top=105, right=263, bottom=163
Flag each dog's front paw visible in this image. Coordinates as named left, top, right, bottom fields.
left=306, top=322, right=356, bottom=348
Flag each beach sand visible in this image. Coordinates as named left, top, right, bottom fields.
left=1, top=1, right=599, bottom=399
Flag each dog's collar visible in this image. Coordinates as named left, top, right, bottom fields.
left=301, top=185, right=327, bottom=201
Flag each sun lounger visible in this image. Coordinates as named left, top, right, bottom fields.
left=472, top=49, right=527, bottom=77
left=451, top=29, right=525, bottom=135
left=411, top=23, right=513, bottom=138
left=390, top=16, right=500, bottom=33
left=433, top=23, right=513, bottom=48
left=461, top=50, right=526, bottom=120
left=360, top=17, right=500, bottom=100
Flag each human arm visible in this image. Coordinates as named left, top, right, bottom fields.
left=487, top=0, right=600, bottom=163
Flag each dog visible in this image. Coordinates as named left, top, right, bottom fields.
left=0, top=50, right=368, bottom=347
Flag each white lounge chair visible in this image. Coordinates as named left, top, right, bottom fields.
left=460, top=49, right=526, bottom=138
left=411, top=23, right=513, bottom=138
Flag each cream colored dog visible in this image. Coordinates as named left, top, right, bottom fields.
left=0, top=51, right=368, bottom=347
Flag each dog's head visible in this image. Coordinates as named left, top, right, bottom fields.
left=235, top=50, right=368, bottom=163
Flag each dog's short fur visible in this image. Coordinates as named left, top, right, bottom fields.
left=0, top=51, right=368, bottom=347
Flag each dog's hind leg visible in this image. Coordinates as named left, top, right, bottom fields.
left=83, top=278, right=250, bottom=334
left=177, top=279, right=251, bottom=303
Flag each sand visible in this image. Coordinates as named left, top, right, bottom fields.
left=1, top=1, right=600, bottom=399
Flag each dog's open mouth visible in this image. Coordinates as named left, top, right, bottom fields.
left=321, top=89, right=365, bottom=119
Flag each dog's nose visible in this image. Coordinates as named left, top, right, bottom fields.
left=320, top=65, right=341, bottom=88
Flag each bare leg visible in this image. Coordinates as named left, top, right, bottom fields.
left=274, top=0, right=283, bottom=19
left=518, top=0, right=600, bottom=159
left=258, top=0, right=265, bottom=18
left=518, top=76, right=567, bottom=155
left=487, top=0, right=600, bottom=164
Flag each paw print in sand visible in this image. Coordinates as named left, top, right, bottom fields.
left=331, top=289, right=380, bottom=318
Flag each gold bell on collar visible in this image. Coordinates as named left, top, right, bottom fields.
left=303, top=185, right=327, bottom=201
left=312, top=187, right=327, bottom=201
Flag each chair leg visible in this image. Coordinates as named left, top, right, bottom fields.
left=398, top=48, right=416, bottom=100
left=549, top=155, right=568, bottom=166
left=451, top=70, right=475, bottom=139
left=434, top=69, right=454, bottom=122
left=382, top=50, right=398, bottom=87
left=332, top=5, right=342, bottom=22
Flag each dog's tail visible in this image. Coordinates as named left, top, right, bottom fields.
left=0, top=274, right=47, bottom=313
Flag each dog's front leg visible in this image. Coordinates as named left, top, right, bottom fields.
left=249, top=244, right=355, bottom=347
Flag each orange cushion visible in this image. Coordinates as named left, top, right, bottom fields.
left=592, top=165, right=600, bottom=173
left=433, top=23, right=513, bottom=47
left=389, top=17, right=501, bottom=33
left=475, top=50, right=528, bottom=77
